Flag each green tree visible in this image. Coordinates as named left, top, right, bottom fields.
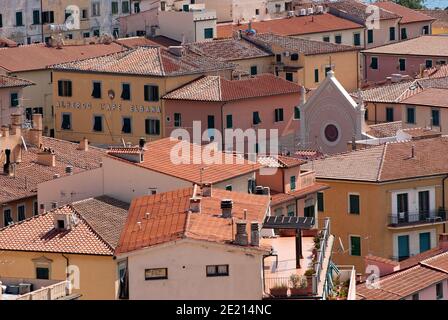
left=392, top=0, right=425, bottom=9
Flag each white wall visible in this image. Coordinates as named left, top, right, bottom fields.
left=214, top=172, right=256, bottom=194
left=392, top=228, right=437, bottom=258
left=122, top=239, right=265, bottom=300
left=391, top=186, right=436, bottom=218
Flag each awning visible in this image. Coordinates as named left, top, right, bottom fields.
left=262, top=215, right=315, bottom=229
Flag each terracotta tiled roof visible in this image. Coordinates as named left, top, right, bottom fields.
left=0, top=37, right=18, bottom=48
left=0, top=196, right=129, bottom=255
left=163, top=74, right=301, bottom=101
left=306, top=137, right=448, bottom=182
left=401, top=87, right=448, bottom=107
left=374, top=1, right=435, bottom=24
left=400, top=247, right=447, bottom=270
left=362, top=36, right=448, bottom=57
left=51, top=47, right=235, bottom=77
left=244, top=33, right=359, bottom=56
left=186, top=38, right=272, bottom=61
left=107, top=138, right=261, bottom=184
left=0, top=43, right=124, bottom=73
left=270, top=183, right=329, bottom=206
left=0, top=75, right=34, bottom=89
left=419, top=9, right=448, bottom=29
left=366, top=121, right=403, bottom=138
left=422, top=251, right=448, bottom=273
left=114, top=37, right=161, bottom=48
left=356, top=265, right=448, bottom=300
left=217, top=13, right=363, bottom=38
left=115, top=187, right=270, bottom=254
left=0, top=137, right=105, bottom=204
left=427, top=65, right=448, bottom=78
left=258, top=155, right=306, bottom=168
left=328, top=0, right=400, bottom=21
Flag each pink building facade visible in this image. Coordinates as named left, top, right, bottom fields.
left=0, top=75, right=34, bottom=126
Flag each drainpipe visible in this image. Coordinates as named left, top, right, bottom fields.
left=61, top=253, right=70, bottom=288
left=220, top=102, right=227, bottom=151
left=443, top=175, right=448, bottom=233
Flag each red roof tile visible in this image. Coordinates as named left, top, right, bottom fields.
left=217, top=13, right=363, bottom=38
left=107, top=138, right=261, bottom=184
left=163, top=74, right=301, bottom=101
left=0, top=75, right=34, bottom=89
left=116, top=187, right=271, bottom=254
left=375, top=1, right=435, bottom=24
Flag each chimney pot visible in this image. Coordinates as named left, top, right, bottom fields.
left=37, top=149, right=56, bottom=167
left=221, top=199, right=233, bottom=218
left=78, top=138, right=89, bottom=151
left=235, top=220, right=248, bottom=246
left=202, top=183, right=212, bottom=197
left=250, top=222, right=260, bottom=246
left=139, top=137, right=146, bottom=149
left=190, top=197, right=201, bottom=213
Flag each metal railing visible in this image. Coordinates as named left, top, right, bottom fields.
left=388, top=209, right=446, bottom=226
left=312, top=218, right=331, bottom=295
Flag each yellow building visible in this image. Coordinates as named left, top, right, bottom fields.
left=0, top=196, right=129, bottom=300
left=50, top=46, right=234, bottom=145
left=303, top=136, right=448, bottom=272
left=241, top=33, right=360, bottom=91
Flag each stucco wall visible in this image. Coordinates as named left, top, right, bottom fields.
left=121, top=239, right=265, bottom=300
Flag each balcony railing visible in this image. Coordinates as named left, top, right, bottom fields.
left=388, top=209, right=446, bottom=227
left=313, top=218, right=331, bottom=295
left=298, top=170, right=316, bottom=189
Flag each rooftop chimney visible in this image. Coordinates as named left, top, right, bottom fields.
left=221, top=199, right=233, bottom=218
left=250, top=222, right=260, bottom=246
left=10, top=113, right=22, bottom=136
left=202, top=183, right=212, bottom=197
left=255, top=186, right=264, bottom=195
left=168, top=46, right=184, bottom=57
left=29, top=114, right=43, bottom=147
left=235, top=220, right=248, bottom=246
left=139, top=137, right=146, bottom=149
left=37, top=148, right=55, bottom=167
left=1, top=126, right=9, bottom=138
left=78, top=138, right=89, bottom=151
left=3, top=149, right=11, bottom=176
left=190, top=197, right=201, bottom=213
left=439, top=233, right=448, bottom=251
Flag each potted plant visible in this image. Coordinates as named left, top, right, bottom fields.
left=289, top=274, right=308, bottom=296
left=304, top=268, right=316, bottom=294
left=270, top=283, right=288, bottom=297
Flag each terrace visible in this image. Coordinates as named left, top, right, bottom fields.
left=388, top=209, right=447, bottom=228
left=262, top=218, right=336, bottom=299
left=0, top=278, right=78, bottom=300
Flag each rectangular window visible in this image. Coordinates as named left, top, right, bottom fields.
left=174, top=113, right=181, bottom=127
left=122, top=117, right=132, bottom=134
left=0, top=14, right=3, bottom=28
left=204, top=28, right=214, bottom=39
left=274, top=108, right=284, bottom=122
left=385, top=107, right=394, bottom=122
left=422, top=25, right=429, bottom=35
left=92, top=2, right=101, bottom=16
left=145, top=268, right=167, bottom=280
left=207, top=115, right=215, bottom=129
left=350, top=236, right=361, bottom=256
left=399, top=58, right=406, bottom=71
left=370, top=57, right=378, bottom=70
left=91, top=81, right=102, bottom=99
left=81, top=9, right=89, bottom=19
left=426, top=59, right=433, bottom=69
left=145, top=118, right=160, bottom=135
left=252, top=111, right=261, bottom=125
left=83, top=32, right=90, bottom=38
left=42, top=11, right=55, bottom=24
left=290, top=176, right=296, bottom=191
left=276, top=54, right=281, bottom=62
left=112, top=1, right=119, bottom=14
left=304, top=205, right=315, bottom=218
left=93, top=29, right=100, bottom=37
left=325, top=67, right=332, bottom=76
left=122, top=1, right=130, bottom=14
left=33, top=201, right=38, bottom=216
left=287, top=205, right=295, bottom=217
left=401, top=28, right=407, bottom=40
left=16, top=12, right=23, bottom=26
left=250, top=65, right=257, bottom=76
left=206, top=265, right=229, bottom=277
left=349, top=194, right=360, bottom=214
left=10, top=93, right=19, bottom=107
left=323, top=36, right=330, bottom=42
left=335, top=35, right=342, bottom=44
left=33, top=10, right=40, bottom=24
left=436, top=282, right=444, bottom=299
left=121, top=83, right=131, bottom=100
left=225, top=185, right=232, bottom=191
left=93, top=115, right=103, bottom=132
left=317, top=192, right=324, bottom=212
left=432, top=109, right=440, bottom=127
left=353, top=33, right=361, bottom=46
left=61, top=113, right=72, bottom=130
left=367, top=29, right=373, bottom=44
left=389, top=27, right=395, bottom=41
left=226, top=114, right=233, bottom=128
left=144, top=85, right=159, bottom=102
left=36, top=267, right=49, bottom=280
left=294, top=106, right=300, bottom=120
left=285, top=72, right=293, bottom=82
left=3, top=209, right=12, bottom=226
left=58, top=80, right=72, bottom=97
left=290, top=53, right=299, bottom=61
left=134, top=2, right=141, bottom=13
left=314, top=69, right=319, bottom=83
left=17, top=205, right=25, bottom=221
left=406, top=107, right=415, bottom=124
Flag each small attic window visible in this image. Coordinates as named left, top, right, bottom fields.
left=57, top=219, right=65, bottom=229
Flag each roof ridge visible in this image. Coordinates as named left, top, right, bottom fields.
left=376, top=143, right=388, bottom=182
left=157, top=46, right=166, bottom=76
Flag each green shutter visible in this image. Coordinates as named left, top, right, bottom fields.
left=226, top=114, right=233, bottom=128
left=350, top=236, right=361, bottom=256
left=314, top=69, right=319, bottom=83
left=294, top=107, right=300, bottom=119
left=290, top=176, right=296, bottom=191
left=349, top=194, right=360, bottom=214
left=317, top=192, right=324, bottom=212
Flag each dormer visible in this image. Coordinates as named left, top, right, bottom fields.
left=53, top=211, right=78, bottom=231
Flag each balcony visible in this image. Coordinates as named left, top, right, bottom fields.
left=388, top=209, right=447, bottom=228
left=298, top=170, right=316, bottom=189
left=0, top=278, right=76, bottom=300
left=262, top=218, right=334, bottom=299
